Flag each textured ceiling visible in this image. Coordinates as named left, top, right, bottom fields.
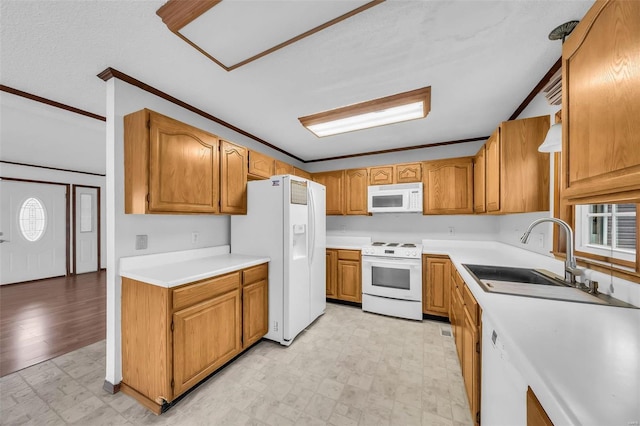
left=0, top=0, right=594, bottom=162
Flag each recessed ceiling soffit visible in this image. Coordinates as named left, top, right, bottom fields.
left=156, top=0, right=385, bottom=71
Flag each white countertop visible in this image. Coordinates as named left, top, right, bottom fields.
left=119, top=246, right=269, bottom=288
left=422, top=239, right=640, bottom=425
left=326, top=235, right=371, bottom=250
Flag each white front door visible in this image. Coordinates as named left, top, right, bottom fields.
left=74, top=186, right=99, bottom=274
left=0, top=180, right=67, bottom=285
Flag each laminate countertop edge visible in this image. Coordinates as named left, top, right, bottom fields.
left=120, top=254, right=270, bottom=288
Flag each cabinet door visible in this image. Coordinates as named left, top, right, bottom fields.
left=243, top=279, right=268, bottom=348
left=220, top=140, right=248, bottom=214
left=473, top=146, right=486, bottom=213
left=326, top=249, right=338, bottom=298
left=345, top=168, right=368, bottom=215
left=453, top=286, right=464, bottom=364
left=337, top=259, right=361, bottom=302
left=173, top=288, right=241, bottom=397
left=248, top=150, right=274, bottom=180
left=562, top=0, right=640, bottom=204
left=369, top=166, right=394, bottom=185
left=500, top=116, right=550, bottom=213
left=293, top=167, right=312, bottom=180
left=396, top=163, right=422, bottom=183
left=423, top=257, right=451, bottom=316
left=275, top=160, right=294, bottom=175
left=463, top=310, right=481, bottom=426
left=423, top=157, right=474, bottom=214
left=148, top=112, right=219, bottom=213
left=485, top=130, right=501, bottom=212
left=314, top=170, right=344, bottom=215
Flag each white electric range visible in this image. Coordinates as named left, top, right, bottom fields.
left=361, top=242, right=423, bottom=320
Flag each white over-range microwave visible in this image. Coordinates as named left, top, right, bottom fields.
left=367, top=182, right=423, bottom=214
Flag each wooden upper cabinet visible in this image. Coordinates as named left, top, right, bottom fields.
left=124, top=109, right=219, bottom=214
left=369, top=166, right=394, bottom=185
left=562, top=0, right=640, bottom=204
left=423, top=157, right=474, bottom=214
left=248, top=150, right=274, bottom=180
left=293, top=167, right=312, bottom=180
left=314, top=170, right=345, bottom=215
left=473, top=146, right=486, bottom=213
left=485, top=116, right=550, bottom=214
left=395, top=163, right=422, bottom=183
left=527, top=387, right=554, bottom=426
left=220, top=140, right=248, bottom=214
left=275, top=160, right=294, bottom=175
left=485, top=129, right=501, bottom=212
left=345, top=168, right=368, bottom=215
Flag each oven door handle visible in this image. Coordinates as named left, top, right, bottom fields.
left=362, top=257, right=420, bottom=266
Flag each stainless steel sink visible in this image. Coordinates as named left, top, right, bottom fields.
left=462, top=264, right=637, bottom=308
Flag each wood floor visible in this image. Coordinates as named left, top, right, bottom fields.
left=0, top=271, right=106, bottom=377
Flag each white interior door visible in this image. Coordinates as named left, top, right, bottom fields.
left=0, top=180, right=67, bottom=285
left=74, top=186, right=99, bottom=274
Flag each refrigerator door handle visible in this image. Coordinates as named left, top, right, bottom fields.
left=308, top=187, right=315, bottom=264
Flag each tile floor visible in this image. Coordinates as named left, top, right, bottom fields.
left=0, top=303, right=473, bottom=426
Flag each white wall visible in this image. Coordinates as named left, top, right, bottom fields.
left=0, top=92, right=108, bottom=269
left=328, top=214, right=497, bottom=243
left=104, top=76, right=310, bottom=385
left=0, top=162, right=107, bottom=270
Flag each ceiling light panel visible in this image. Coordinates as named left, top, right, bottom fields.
left=299, top=87, right=431, bottom=137
left=158, top=0, right=382, bottom=70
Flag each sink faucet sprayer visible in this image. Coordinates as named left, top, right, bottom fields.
left=520, top=218, right=584, bottom=285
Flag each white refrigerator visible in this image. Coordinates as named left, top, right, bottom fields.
left=231, top=175, right=326, bottom=346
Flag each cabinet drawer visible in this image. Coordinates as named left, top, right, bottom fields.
left=463, top=284, right=480, bottom=326
left=172, top=272, right=240, bottom=311
left=243, top=263, right=268, bottom=286
left=338, top=250, right=360, bottom=261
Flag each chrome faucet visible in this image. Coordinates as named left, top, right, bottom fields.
left=520, top=218, right=583, bottom=285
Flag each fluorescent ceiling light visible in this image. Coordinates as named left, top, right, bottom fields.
left=299, top=87, right=431, bottom=138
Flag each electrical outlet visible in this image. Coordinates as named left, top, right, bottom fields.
left=135, top=235, right=147, bottom=250
left=273, top=321, right=278, bottom=332
left=537, top=233, right=544, bottom=248
left=340, top=225, right=346, bottom=234
left=191, top=232, right=199, bottom=244
left=448, top=226, right=455, bottom=236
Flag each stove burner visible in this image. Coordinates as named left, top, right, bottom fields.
left=386, top=243, right=399, bottom=247
left=372, top=242, right=385, bottom=246
left=401, top=243, right=416, bottom=248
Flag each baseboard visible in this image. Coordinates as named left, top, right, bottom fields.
left=422, top=313, right=450, bottom=323
left=102, top=380, right=121, bottom=394
left=326, top=298, right=362, bottom=308
left=120, top=382, right=164, bottom=415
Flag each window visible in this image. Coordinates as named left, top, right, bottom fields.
left=575, top=204, right=636, bottom=263
left=19, top=197, right=47, bottom=242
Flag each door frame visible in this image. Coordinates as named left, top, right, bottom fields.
left=0, top=176, right=71, bottom=277
left=72, top=184, right=101, bottom=274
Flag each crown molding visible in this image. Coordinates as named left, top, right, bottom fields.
left=0, top=85, right=105, bottom=121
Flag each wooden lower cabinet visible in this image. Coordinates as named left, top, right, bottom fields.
left=527, top=387, right=554, bottom=426
left=326, top=249, right=338, bottom=298
left=449, top=268, right=482, bottom=426
left=242, top=265, right=269, bottom=348
left=121, top=263, right=268, bottom=414
left=326, top=249, right=361, bottom=303
left=173, top=288, right=241, bottom=396
left=422, top=255, right=451, bottom=316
